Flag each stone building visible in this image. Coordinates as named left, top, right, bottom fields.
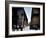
left=30, top=8, right=40, bottom=30
left=12, top=7, right=28, bottom=31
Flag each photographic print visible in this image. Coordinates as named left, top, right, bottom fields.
left=12, top=7, right=40, bottom=31
left=5, top=1, right=45, bottom=37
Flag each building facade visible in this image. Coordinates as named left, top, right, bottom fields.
left=30, top=8, right=40, bottom=30
left=12, top=7, right=28, bottom=31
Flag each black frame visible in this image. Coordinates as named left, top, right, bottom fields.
left=5, top=1, right=45, bottom=37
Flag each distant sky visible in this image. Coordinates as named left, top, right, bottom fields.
left=24, top=7, right=32, bottom=23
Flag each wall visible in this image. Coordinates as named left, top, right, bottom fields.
left=0, top=0, right=46, bottom=38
